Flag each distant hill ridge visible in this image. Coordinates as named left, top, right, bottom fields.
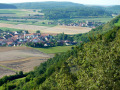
left=13, top=1, right=120, bottom=10
left=0, top=3, right=17, bottom=9
left=14, top=1, right=84, bottom=9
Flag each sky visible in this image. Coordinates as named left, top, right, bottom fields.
left=0, top=0, right=120, bottom=5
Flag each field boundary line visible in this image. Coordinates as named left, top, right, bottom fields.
left=0, top=57, right=49, bottom=64
left=0, top=65, right=17, bottom=72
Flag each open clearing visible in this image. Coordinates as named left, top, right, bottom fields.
left=0, top=23, right=91, bottom=34
left=0, top=46, right=53, bottom=78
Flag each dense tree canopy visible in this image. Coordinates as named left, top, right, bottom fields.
left=43, top=7, right=111, bottom=19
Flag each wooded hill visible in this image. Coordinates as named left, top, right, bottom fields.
left=14, top=2, right=112, bottom=19
left=14, top=2, right=83, bottom=9
left=13, top=2, right=120, bottom=19
left=0, top=3, right=17, bottom=9
left=0, top=15, right=120, bottom=89
left=105, top=5, right=120, bottom=14
left=0, top=2, right=119, bottom=19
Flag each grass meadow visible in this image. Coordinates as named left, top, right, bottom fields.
left=35, top=46, right=74, bottom=54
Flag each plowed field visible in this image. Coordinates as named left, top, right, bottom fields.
left=0, top=23, right=91, bottom=34
left=0, top=46, right=52, bottom=78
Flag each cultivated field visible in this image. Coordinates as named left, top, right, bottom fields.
left=0, top=9, right=43, bottom=17
left=0, top=23, right=91, bottom=34
left=0, top=46, right=53, bottom=78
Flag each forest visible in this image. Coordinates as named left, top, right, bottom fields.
left=0, top=4, right=17, bottom=9
left=0, top=14, right=120, bottom=90
left=42, top=7, right=111, bottom=19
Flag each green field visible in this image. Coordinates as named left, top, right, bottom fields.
left=71, top=17, right=113, bottom=23
left=0, top=9, right=54, bottom=26
left=0, top=9, right=17, bottom=14
left=0, top=9, right=43, bottom=17
left=35, top=46, right=74, bottom=54
left=0, top=27, right=22, bottom=31
left=0, top=19, right=56, bottom=27
left=0, top=9, right=27, bottom=16
left=0, top=9, right=112, bottom=27
left=0, top=17, right=111, bottom=27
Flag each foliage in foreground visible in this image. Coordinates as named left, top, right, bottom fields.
left=38, top=26, right=120, bottom=90
left=1, top=16, right=120, bottom=90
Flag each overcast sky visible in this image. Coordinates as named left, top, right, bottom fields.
left=0, top=0, right=120, bottom=5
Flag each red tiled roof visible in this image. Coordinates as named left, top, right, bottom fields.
left=0, top=39, right=4, bottom=41
left=11, top=37, right=17, bottom=41
left=14, top=35, right=19, bottom=38
left=41, top=33, right=49, bottom=37
left=25, top=33, right=34, bottom=36
left=7, top=42, right=13, bottom=45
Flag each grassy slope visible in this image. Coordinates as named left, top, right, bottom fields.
left=115, top=18, right=120, bottom=26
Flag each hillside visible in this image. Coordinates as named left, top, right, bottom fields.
left=73, top=15, right=120, bottom=42
left=14, top=2, right=112, bottom=19
left=0, top=15, right=120, bottom=89
left=13, top=2, right=120, bottom=20
left=0, top=3, right=17, bottom=9
left=105, top=5, right=120, bottom=14
left=36, top=26, right=120, bottom=90
left=14, top=2, right=83, bottom=9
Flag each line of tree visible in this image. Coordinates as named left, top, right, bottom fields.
left=0, top=71, right=26, bottom=86
left=43, top=7, right=111, bottom=19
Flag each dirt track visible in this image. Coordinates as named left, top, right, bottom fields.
left=0, top=46, right=53, bottom=78
left=0, top=23, right=91, bottom=34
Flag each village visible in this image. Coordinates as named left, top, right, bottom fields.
left=0, top=30, right=77, bottom=47
left=0, top=20, right=103, bottom=47
left=56, top=20, right=104, bottom=28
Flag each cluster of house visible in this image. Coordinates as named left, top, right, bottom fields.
left=58, top=21, right=104, bottom=28
left=0, top=31, right=77, bottom=47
